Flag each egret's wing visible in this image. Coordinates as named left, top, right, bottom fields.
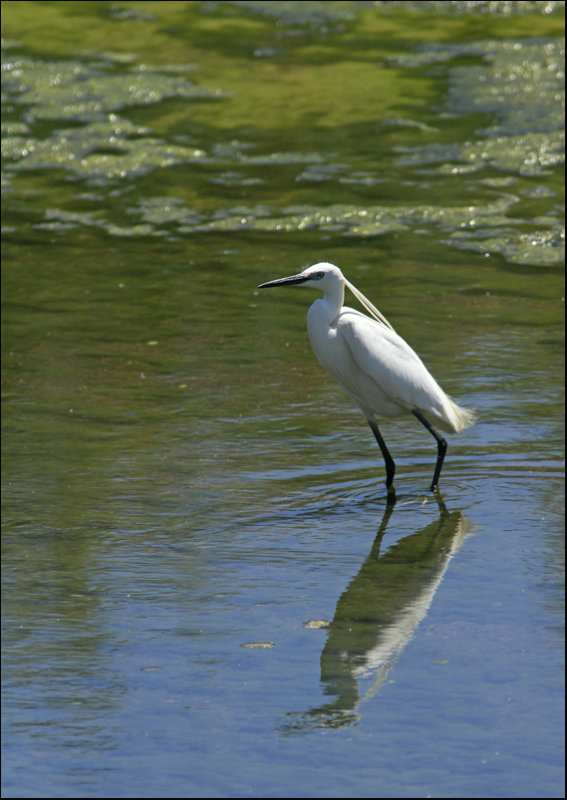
left=335, top=309, right=448, bottom=416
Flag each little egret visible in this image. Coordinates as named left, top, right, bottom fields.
left=258, top=262, right=475, bottom=495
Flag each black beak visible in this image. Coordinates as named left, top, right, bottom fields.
left=258, top=273, right=310, bottom=289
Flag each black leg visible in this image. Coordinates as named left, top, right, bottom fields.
left=367, top=418, right=396, bottom=496
left=412, top=409, right=447, bottom=492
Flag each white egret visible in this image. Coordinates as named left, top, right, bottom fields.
left=258, top=262, right=475, bottom=495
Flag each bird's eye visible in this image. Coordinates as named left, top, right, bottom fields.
left=316, top=271, right=325, bottom=279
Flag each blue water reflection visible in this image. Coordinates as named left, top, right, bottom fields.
left=283, top=500, right=471, bottom=733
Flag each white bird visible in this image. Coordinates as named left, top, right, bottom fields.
left=258, top=262, right=475, bottom=496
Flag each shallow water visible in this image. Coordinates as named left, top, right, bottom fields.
left=1, top=1, right=565, bottom=798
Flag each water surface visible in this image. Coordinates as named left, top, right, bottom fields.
left=2, top=1, right=564, bottom=797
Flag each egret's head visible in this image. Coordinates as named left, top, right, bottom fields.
left=258, top=262, right=344, bottom=290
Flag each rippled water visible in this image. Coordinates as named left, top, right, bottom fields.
left=2, top=2, right=564, bottom=798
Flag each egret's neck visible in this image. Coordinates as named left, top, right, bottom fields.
left=319, top=281, right=345, bottom=323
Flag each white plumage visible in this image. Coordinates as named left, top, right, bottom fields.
left=259, top=262, right=475, bottom=495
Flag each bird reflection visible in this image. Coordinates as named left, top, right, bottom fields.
left=281, top=498, right=471, bottom=734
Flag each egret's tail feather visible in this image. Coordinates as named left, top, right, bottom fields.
left=445, top=397, right=476, bottom=433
